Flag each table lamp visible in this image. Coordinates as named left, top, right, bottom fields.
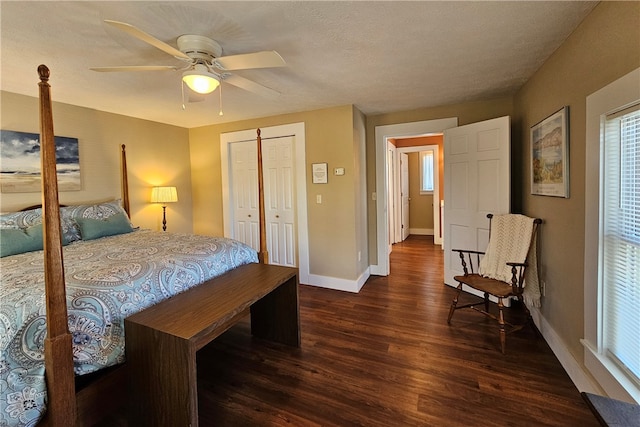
left=151, top=186, right=178, bottom=231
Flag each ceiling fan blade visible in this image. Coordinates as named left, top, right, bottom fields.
left=90, top=66, right=178, bottom=72
left=104, top=20, right=191, bottom=61
left=223, top=74, right=280, bottom=97
left=215, top=51, right=285, bottom=71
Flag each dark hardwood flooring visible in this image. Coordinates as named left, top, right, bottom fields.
left=105, top=235, right=599, bottom=426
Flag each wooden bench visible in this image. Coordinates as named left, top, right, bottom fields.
left=124, top=262, right=300, bottom=426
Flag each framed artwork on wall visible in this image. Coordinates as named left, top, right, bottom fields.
left=530, top=106, right=570, bottom=198
left=0, top=129, right=81, bottom=193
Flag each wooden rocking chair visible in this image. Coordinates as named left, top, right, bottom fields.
left=447, top=213, right=542, bottom=354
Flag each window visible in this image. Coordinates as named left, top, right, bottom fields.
left=602, top=106, right=640, bottom=387
left=420, top=150, right=434, bottom=194
left=584, top=67, right=640, bottom=403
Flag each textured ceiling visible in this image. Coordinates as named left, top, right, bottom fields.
left=0, top=1, right=597, bottom=129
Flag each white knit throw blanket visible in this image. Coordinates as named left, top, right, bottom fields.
left=478, top=214, right=541, bottom=308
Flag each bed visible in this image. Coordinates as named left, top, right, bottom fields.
left=0, top=65, right=282, bottom=426
left=0, top=225, right=257, bottom=426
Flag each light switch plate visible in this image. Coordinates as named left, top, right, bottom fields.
left=334, top=167, right=345, bottom=176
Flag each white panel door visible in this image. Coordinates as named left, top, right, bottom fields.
left=443, top=116, right=510, bottom=288
left=262, top=136, right=297, bottom=267
left=230, top=141, right=259, bottom=251
left=401, top=153, right=410, bottom=241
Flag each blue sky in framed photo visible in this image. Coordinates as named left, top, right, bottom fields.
left=0, top=129, right=81, bottom=192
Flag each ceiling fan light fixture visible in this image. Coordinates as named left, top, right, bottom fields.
left=182, top=65, right=219, bottom=94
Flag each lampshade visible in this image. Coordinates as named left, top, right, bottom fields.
left=150, top=186, right=178, bottom=204
left=182, top=64, right=220, bottom=94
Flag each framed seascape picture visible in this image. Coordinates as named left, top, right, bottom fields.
left=530, top=106, right=570, bottom=198
left=0, top=130, right=81, bottom=193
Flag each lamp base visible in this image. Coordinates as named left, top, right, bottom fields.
left=162, top=205, right=167, bottom=232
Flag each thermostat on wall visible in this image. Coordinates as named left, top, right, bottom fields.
left=334, top=167, right=345, bottom=176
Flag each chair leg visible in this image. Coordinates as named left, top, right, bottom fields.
left=484, top=292, right=490, bottom=313
left=498, top=297, right=506, bottom=354
left=447, top=284, right=463, bottom=324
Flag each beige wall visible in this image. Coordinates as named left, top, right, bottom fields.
left=189, top=104, right=368, bottom=281
left=513, top=1, right=640, bottom=364
left=366, top=96, right=515, bottom=264
left=0, top=91, right=193, bottom=233
left=408, top=152, right=433, bottom=231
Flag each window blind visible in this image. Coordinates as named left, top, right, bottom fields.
left=602, top=106, right=640, bottom=385
left=420, top=150, right=434, bottom=192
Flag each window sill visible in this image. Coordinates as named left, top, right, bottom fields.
left=582, top=339, right=640, bottom=404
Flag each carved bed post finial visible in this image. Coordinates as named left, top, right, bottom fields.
left=38, top=64, right=50, bottom=82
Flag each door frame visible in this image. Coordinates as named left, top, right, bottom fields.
left=220, top=122, right=309, bottom=284
left=373, top=118, right=458, bottom=276
left=387, top=141, right=396, bottom=249
left=396, top=144, right=440, bottom=242
left=400, top=152, right=410, bottom=242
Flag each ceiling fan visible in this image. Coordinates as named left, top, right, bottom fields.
left=91, top=20, right=286, bottom=98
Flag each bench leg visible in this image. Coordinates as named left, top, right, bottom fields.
left=126, top=322, right=197, bottom=427
left=250, top=275, right=301, bottom=347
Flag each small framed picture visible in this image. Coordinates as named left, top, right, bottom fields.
left=530, top=106, right=570, bottom=198
left=312, top=163, right=328, bottom=184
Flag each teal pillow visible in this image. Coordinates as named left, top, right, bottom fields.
left=75, top=212, right=133, bottom=241
left=0, top=224, right=44, bottom=257
left=61, top=199, right=130, bottom=243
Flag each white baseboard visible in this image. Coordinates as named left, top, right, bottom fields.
left=409, top=228, right=434, bottom=236
left=303, top=267, right=370, bottom=293
left=369, top=264, right=385, bottom=276
left=529, top=306, right=601, bottom=394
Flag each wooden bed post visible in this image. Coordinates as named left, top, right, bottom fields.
left=257, top=128, right=268, bottom=264
left=38, top=64, right=77, bottom=425
left=120, top=144, right=130, bottom=217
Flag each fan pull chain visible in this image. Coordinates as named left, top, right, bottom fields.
left=181, top=81, right=186, bottom=110
left=218, top=82, right=224, bottom=116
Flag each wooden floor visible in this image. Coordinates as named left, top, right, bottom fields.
left=107, top=235, right=599, bottom=426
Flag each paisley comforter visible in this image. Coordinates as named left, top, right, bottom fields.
left=0, top=230, right=258, bottom=427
